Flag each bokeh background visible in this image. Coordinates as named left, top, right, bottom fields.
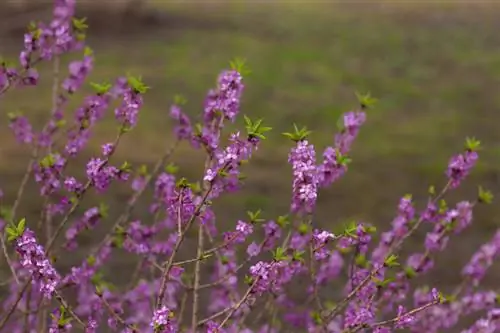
left=1, top=0, right=500, bottom=329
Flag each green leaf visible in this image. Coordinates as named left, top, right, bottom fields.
left=119, top=161, right=132, bottom=173
left=229, top=57, right=251, bottom=76
left=173, top=94, right=187, bottom=105
left=165, top=163, right=178, bottom=174
left=292, top=250, right=305, bottom=262
left=355, top=254, right=368, bottom=267
left=310, top=310, right=323, bottom=325
left=276, top=215, right=289, bottom=228
left=465, top=136, right=481, bottom=151
left=282, top=123, right=312, bottom=142
left=404, top=266, right=417, bottom=278
left=384, top=254, right=400, bottom=267
left=355, top=91, right=377, bottom=109
left=16, top=218, right=26, bottom=235
left=83, top=46, right=93, bottom=57
left=428, top=185, right=436, bottom=196
left=478, top=186, right=494, bottom=204
left=90, top=82, right=112, bottom=95
left=244, top=275, right=253, bottom=285
left=126, top=74, right=149, bottom=94
left=98, top=203, right=108, bottom=218
left=273, top=247, right=288, bottom=261
left=297, top=223, right=309, bottom=235
left=244, top=115, right=272, bottom=140
left=6, top=226, right=19, bottom=242
left=72, top=17, right=88, bottom=31
left=86, top=255, right=96, bottom=266
left=247, top=209, right=264, bottom=223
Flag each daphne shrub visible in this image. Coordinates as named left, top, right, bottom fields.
left=0, top=1, right=499, bottom=333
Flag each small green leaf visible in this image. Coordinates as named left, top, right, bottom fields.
left=428, top=185, right=436, bottom=196
left=165, top=163, right=178, bottom=174
left=126, top=74, right=149, bottom=94
left=465, top=137, right=481, bottom=151
left=282, top=123, right=312, bottom=142
left=72, top=17, right=88, bottom=31
left=119, top=161, right=132, bottom=173
left=98, top=203, right=108, bottom=218
left=229, top=57, right=251, bottom=76
left=384, top=254, right=400, bottom=267
left=478, top=186, right=494, bottom=204
left=355, top=254, right=368, bottom=267
left=276, top=215, right=289, bottom=228
left=297, top=223, right=309, bottom=235
left=244, top=275, right=253, bottom=285
left=273, top=247, right=289, bottom=261
left=87, top=255, right=96, bottom=266
left=90, top=82, right=112, bottom=95
left=404, top=266, right=417, bottom=278
left=310, top=311, right=323, bottom=325
left=173, top=94, right=187, bottom=105
left=355, top=91, right=377, bottom=109
left=17, top=218, right=26, bottom=235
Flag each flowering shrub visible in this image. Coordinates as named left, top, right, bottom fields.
left=0, top=1, right=499, bottom=332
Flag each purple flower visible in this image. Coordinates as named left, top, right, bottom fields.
left=15, top=228, right=60, bottom=298
left=170, top=104, right=193, bottom=141
left=151, top=306, right=176, bottom=332
left=462, top=230, right=500, bottom=286
left=446, top=150, right=478, bottom=189
left=63, top=55, right=93, bottom=93
left=101, top=143, right=114, bottom=157
left=8, top=114, right=33, bottom=144
left=115, top=88, right=143, bottom=129
left=289, top=140, right=318, bottom=214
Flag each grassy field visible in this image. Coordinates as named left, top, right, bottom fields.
left=1, top=1, right=500, bottom=295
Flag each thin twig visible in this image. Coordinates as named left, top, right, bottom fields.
left=191, top=223, right=204, bottom=330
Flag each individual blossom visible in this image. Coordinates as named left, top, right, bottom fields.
left=372, top=196, right=415, bottom=263
left=317, top=146, right=347, bottom=187
left=232, top=220, right=254, bottom=244
left=335, top=110, right=366, bottom=154
left=49, top=308, right=72, bottom=333
left=64, top=206, right=105, bottom=250
left=62, top=55, right=93, bottom=93
left=289, top=140, right=318, bottom=214
left=462, top=230, right=500, bottom=286
left=446, top=149, right=478, bottom=189
left=461, top=308, right=500, bottom=333
left=65, top=94, right=112, bottom=156
left=115, top=86, right=143, bottom=129
left=101, top=142, right=115, bottom=157
left=34, top=153, right=66, bottom=195
left=166, top=185, right=196, bottom=227
left=150, top=306, right=176, bottom=332
left=453, top=200, right=474, bottom=233
left=204, top=132, right=256, bottom=198
left=86, top=158, right=128, bottom=192
left=15, top=228, right=61, bottom=298
left=123, top=220, right=156, bottom=255
left=8, top=113, right=33, bottom=144
left=394, top=305, right=415, bottom=329
left=170, top=104, right=193, bottom=141
left=204, top=70, right=244, bottom=124
left=312, top=229, right=335, bottom=260
left=262, top=220, right=282, bottom=251
left=151, top=172, right=176, bottom=214
left=64, top=176, right=83, bottom=193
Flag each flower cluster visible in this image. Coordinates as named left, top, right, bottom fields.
left=15, top=228, right=60, bottom=298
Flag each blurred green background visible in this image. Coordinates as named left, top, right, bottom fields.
left=1, top=0, right=500, bottom=308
